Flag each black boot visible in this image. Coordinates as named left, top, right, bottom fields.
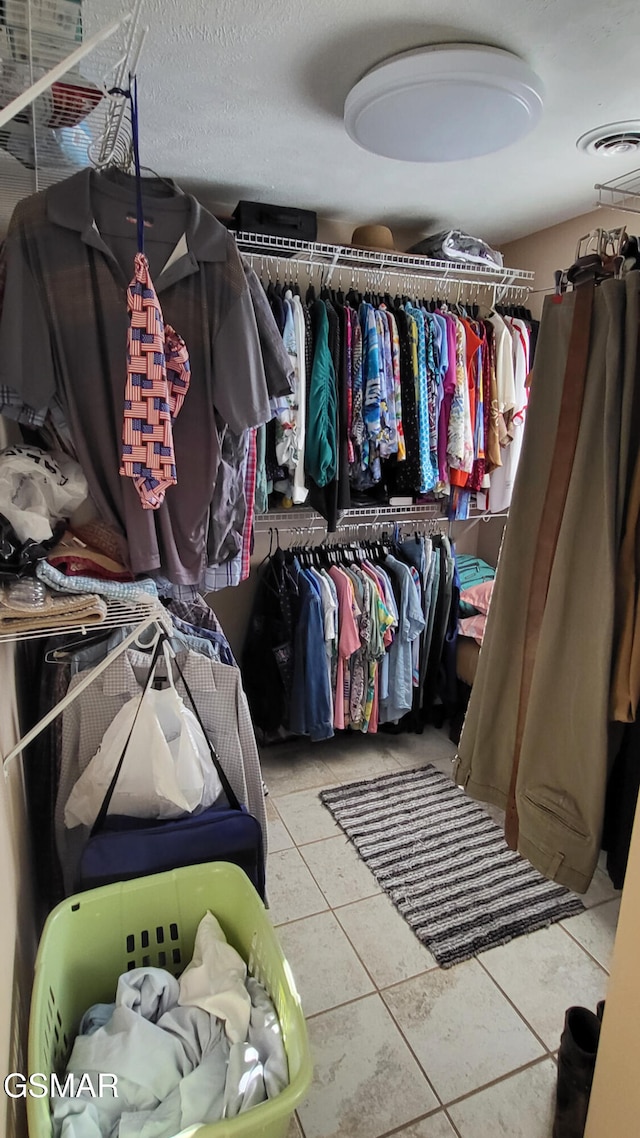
left=553, top=1007, right=601, bottom=1138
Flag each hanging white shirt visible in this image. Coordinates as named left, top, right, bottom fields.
left=488, top=318, right=529, bottom=512
left=489, top=312, right=516, bottom=414
left=291, top=294, right=309, bottom=505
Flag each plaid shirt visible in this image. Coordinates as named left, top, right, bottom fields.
left=56, top=646, right=267, bottom=894
left=204, top=427, right=256, bottom=591
left=241, top=428, right=257, bottom=581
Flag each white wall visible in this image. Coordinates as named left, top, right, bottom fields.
left=0, top=645, right=37, bottom=1138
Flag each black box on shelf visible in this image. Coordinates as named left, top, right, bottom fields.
left=233, top=200, right=317, bottom=243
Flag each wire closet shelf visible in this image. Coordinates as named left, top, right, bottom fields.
left=595, top=169, right=640, bottom=215
left=254, top=505, right=509, bottom=537
left=0, top=591, right=163, bottom=645
left=234, top=231, right=535, bottom=304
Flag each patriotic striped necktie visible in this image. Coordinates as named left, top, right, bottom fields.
left=120, top=251, right=191, bottom=510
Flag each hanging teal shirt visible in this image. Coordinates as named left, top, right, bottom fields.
left=306, top=303, right=338, bottom=487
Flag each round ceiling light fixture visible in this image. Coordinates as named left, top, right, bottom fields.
left=576, top=122, right=640, bottom=157
left=344, top=43, right=545, bottom=163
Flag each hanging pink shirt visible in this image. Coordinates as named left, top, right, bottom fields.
left=329, top=566, right=361, bottom=730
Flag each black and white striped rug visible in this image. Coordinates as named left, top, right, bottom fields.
left=320, top=765, right=585, bottom=968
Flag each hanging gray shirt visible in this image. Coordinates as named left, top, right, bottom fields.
left=0, top=168, right=274, bottom=584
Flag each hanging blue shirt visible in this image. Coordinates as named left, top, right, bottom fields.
left=288, top=560, right=334, bottom=742
left=380, top=555, right=426, bottom=724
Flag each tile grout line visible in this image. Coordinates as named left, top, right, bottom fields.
left=296, top=834, right=383, bottom=909
left=372, top=1103, right=455, bottom=1138
left=274, top=830, right=342, bottom=851
left=270, top=903, right=330, bottom=929
left=263, top=775, right=336, bottom=797
left=580, top=888, right=622, bottom=911
left=302, top=986, right=395, bottom=1023
left=439, top=1052, right=555, bottom=1111
left=270, top=851, right=381, bottom=927
left=326, top=904, right=403, bottom=995
left=367, top=985, right=444, bottom=1112
left=444, top=1108, right=465, bottom=1138
left=376, top=971, right=558, bottom=1115
left=332, top=900, right=439, bottom=984
left=475, top=953, right=561, bottom=1055
left=558, top=922, right=612, bottom=975
left=285, top=879, right=445, bottom=1112
left=266, top=806, right=297, bottom=852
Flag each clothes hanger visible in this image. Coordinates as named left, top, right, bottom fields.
left=133, top=622, right=165, bottom=651
left=137, top=166, right=177, bottom=194
left=255, top=527, right=276, bottom=573
left=44, top=626, right=116, bottom=664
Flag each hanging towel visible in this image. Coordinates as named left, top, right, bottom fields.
left=120, top=252, right=191, bottom=510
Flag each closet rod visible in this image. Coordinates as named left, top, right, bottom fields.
left=2, top=608, right=173, bottom=773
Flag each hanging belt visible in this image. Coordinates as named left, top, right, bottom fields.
left=505, top=282, right=595, bottom=849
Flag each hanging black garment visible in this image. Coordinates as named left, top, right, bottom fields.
left=422, top=536, right=455, bottom=718
left=602, top=717, right=640, bottom=889
left=18, top=635, right=69, bottom=908
left=528, top=319, right=540, bottom=368
left=269, top=292, right=286, bottom=335
left=439, top=549, right=462, bottom=717
left=241, top=548, right=299, bottom=734
left=303, top=302, right=313, bottom=423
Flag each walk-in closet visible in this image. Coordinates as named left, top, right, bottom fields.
left=0, top=3, right=638, bottom=1138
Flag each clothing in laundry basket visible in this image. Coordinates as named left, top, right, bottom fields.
left=51, top=912, right=288, bottom=1138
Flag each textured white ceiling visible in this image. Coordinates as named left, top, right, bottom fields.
left=84, top=0, right=640, bottom=245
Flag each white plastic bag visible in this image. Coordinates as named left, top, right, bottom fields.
left=64, top=677, right=223, bottom=830
left=0, top=446, right=89, bottom=543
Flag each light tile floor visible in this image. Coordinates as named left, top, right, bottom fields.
left=261, top=729, right=620, bottom=1138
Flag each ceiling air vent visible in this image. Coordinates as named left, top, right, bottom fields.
left=577, top=122, right=640, bottom=157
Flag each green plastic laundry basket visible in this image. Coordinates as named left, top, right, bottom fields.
left=27, top=862, right=312, bottom=1138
